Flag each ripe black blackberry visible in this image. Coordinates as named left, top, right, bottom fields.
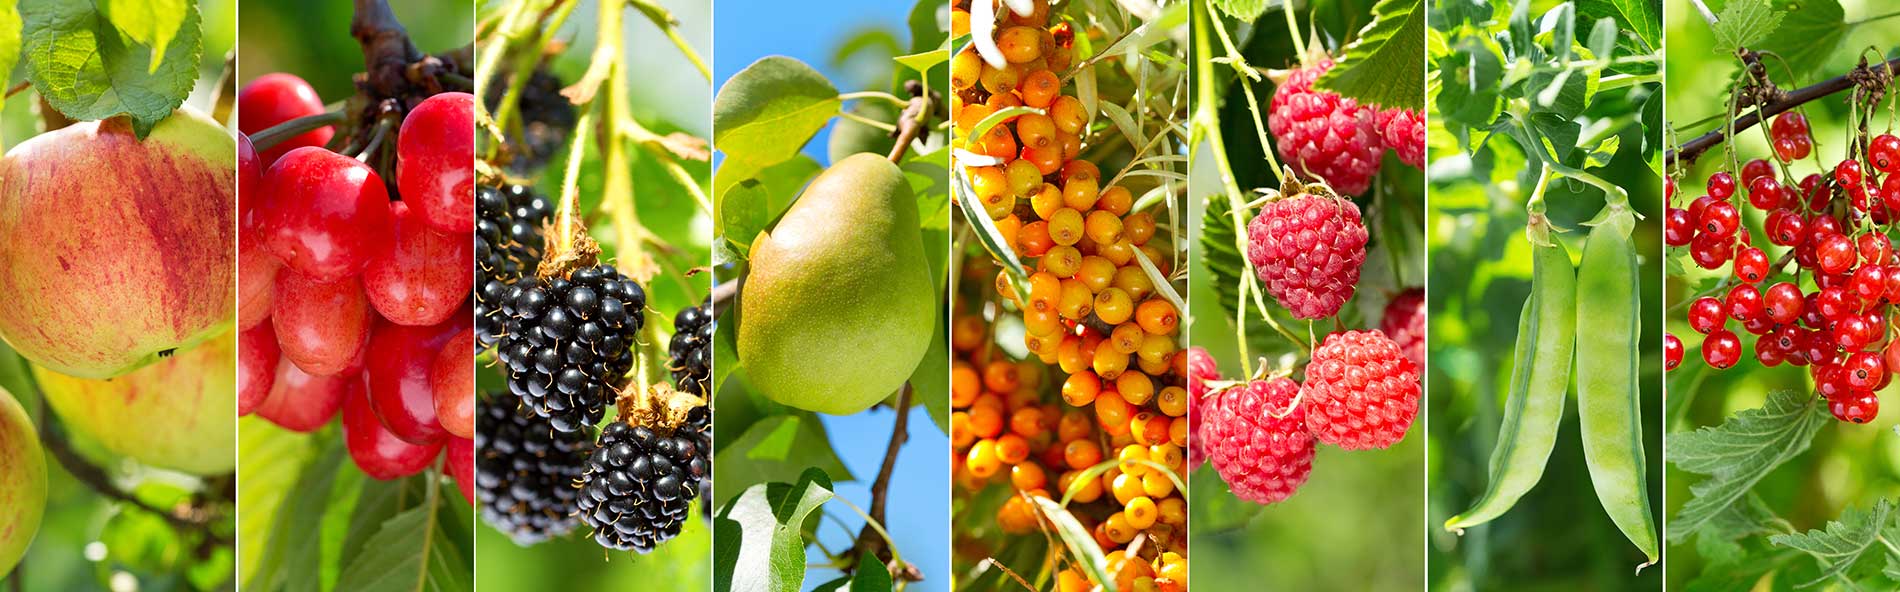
left=476, top=183, right=553, bottom=348
left=484, top=64, right=577, bottom=175
left=669, top=302, right=713, bottom=397
left=476, top=390, right=589, bottom=545
left=496, top=265, right=645, bottom=433
left=578, top=403, right=710, bottom=552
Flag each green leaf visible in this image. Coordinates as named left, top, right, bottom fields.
left=1757, top=0, right=1845, bottom=78
left=829, top=100, right=898, bottom=165
left=1030, top=496, right=1116, bottom=592
left=98, top=0, right=185, bottom=72
left=813, top=576, right=850, bottom=592
left=1711, top=0, right=1783, bottom=56
left=1315, top=0, right=1427, bottom=111
left=236, top=418, right=316, bottom=584
left=1576, top=0, right=1660, bottom=50
left=1666, top=391, right=1829, bottom=542
left=19, top=0, right=202, bottom=136
left=0, top=2, right=20, bottom=82
left=338, top=478, right=409, bottom=572
left=716, top=155, right=820, bottom=255
left=906, top=0, right=946, bottom=53
left=900, top=146, right=950, bottom=230
left=714, top=469, right=837, bottom=592
left=1435, top=36, right=1503, bottom=128
left=712, top=56, right=840, bottom=167
left=334, top=490, right=472, bottom=592
left=1209, top=0, right=1268, bottom=21
left=849, top=558, right=894, bottom=592
left=909, top=309, right=950, bottom=435
left=1769, top=499, right=1895, bottom=586
left=894, top=45, right=947, bottom=75
left=712, top=306, right=740, bottom=394
left=247, top=436, right=345, bottom=591
left=714, top=414, right=855, bottom=499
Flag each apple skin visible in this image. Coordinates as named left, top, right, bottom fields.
left=33, top=330, right=237, bottom=475
left=0, top=386, right=45, bottom=579
left=0, top=108, right=235, bottom=379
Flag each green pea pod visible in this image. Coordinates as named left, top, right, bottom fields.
left=1574, top=206, right=1660, bottom=568
left=1443, top=225, right=1575, bottom=532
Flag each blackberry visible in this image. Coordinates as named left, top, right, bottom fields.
left=578, top=405, right=710, bottom=552
left=484, top=65, right=577, bottom=175
left=476, top=390, right=589, bottom=545
left=496, top=265, right=645, bottom=433
left=669, top=302, right=713, bottom=397
left=476, top=184, right=553, bottom=347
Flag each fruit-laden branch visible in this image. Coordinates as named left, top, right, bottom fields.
left=851, top=382, right=922, bottom=583
left=37, top=413, right=232, bottom=550
left=1669, top=53, right=1900, bottom=167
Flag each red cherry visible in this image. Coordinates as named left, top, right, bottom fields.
left=343, top=380, right=444, bottom=480
left=256, top=358, right=351, bottom=432
left=239, top=323, right=280, bottom=416
left=1689, top=296, right=1727, bottom=334
left=1746, top=175, right=1784, bottom=210
left=237, top=73, right=335, bottom=165
left=1708, top=172, right=1738, bottom=199
left=363, top=202, right=473, bottom=326
left=1733, top=247, right=1770, bottom=283
left=1665, top=207, right=1695, bottom=246
left=272, top=272, right=372, bottom=376
left=447, top=437, right=474, bottom=505
left=431, top=328, right=475, bottom=440
left=238, top=224, right=280, bottom=331
left=1665, top=333, right=1683, bottom=370
left=1767, top=209, right=1804, bottom=246
left=365, top=313, right=467, bottom=445
left=259, top=147, right=395, bottom=281
left=1817, top=233, right=1858, bottom=274
left=1725, top=283, right=1765, bottom=321
left=395, top=92, right=477, bottom=233
left=1837, top=159, right=1865, bottom=188
left=1829, top=391, right=1880, bottom=423
left=1764, top=282, right=1805, bottom=324
left=1703, top=329, right=1743, bottom=369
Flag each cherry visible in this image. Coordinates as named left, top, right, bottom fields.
left=1852, top=264, right=1889, bottom=302
left=363, top=202, right=473, bottom=326
left=447, top=437, right=474, bottom=505
left=1665, top=207, right=1694, bottom=246
left=238, top=73, right=335, bottom=165
left=1708, top=172, right=1737, bottom=199
left=1733, top=247, right=1769, bottom=283
left=238, top=223, right=280, bottom=331
left=343, top=380, right=444, bottom=480
left=1873, top=134, right=1900, bottom=173
left=1829, top=391, right=1880, bottom=423
left=1764, top=282, right=1805, bottom=324
left=366, top=313, right=467, bottom=445
left=239, top=323, right=281, bottom=416
left=1725, top=283, right=1764, bottom=321
left=256, top=357, right=351, bottom=432
left=1746, top=175, right=1784, bottom=210
left=431, top=327, right=475, bottom=440
left=259, top=147, right=395, bottom=281
left=273, top=272, right=372, bottom=376
left=1837, top=159, right=1865, bottom=188
left=1688, top=296, right=1727, bottom=334
left=1767, top=209, right=1804, bottom=246
left=1665, top=333, right=1683, bottom=370
left=395, top=92, right=477, bottom=233
left=239, top=134, right=264, bottom=221
left=1755, top=334, right=1785, bottom=367
left=1698, top=201, right=1741, bottom=236
left=1817, top=233, right=1858, bottom=274
left=1703, top=329, right=1743, bottom=369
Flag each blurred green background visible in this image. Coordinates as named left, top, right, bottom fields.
left=1185, top=2, right=1428, bottom=590
left=1424, top=0, right=1665, bottom=583
left=1664, top=1, right=1900, bottom=589
left=0, top=2, right=237, bottom=590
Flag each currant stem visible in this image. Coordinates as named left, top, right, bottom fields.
left=1672, top=55, right=1900, bottom=167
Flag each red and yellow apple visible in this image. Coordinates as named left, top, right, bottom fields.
left=33, top=330, right=237, bottom=475
left=0, top=386, right=45, bottom=578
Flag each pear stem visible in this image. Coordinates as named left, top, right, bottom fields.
left=885, top=80, right=935, bottom=164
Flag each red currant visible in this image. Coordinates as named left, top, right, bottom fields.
left=1707, top=172, right=1737, bottom=200
left=1774, top=137, right=1804, bottom=162
left=1817, top=287, right=1856, bottom=321
left=1755, top=334, right=1786, bottom=367
left=1800, top=173, right=1829, bottom=210
left=1726, top=283, right=1765, bottom=321
left=1665, top=207, right=1694, bottom=246
left=1766, top=209, right=1804, bottom=246
left=1741, top=158, right=1775, bottom=186
left=1765, top=282, right=1805, bottom=324
left=1847, top=351, right=1888, bottom=391
left=1733, top=247, right=1770, bottom=283
left=1817, top=233, right=1858, bottom=274
left=1665, top=333, right=1683, bottom=370
left=1837, top=159, right=1865, bottom=188
left=1688, top=296, right=1727, bottom=334
left=1698, top=201, right=1740, bottom=236
left=1815, top=364, right=1850, bottom=397
left=1772, top=112, right=1810, bottom=138
left=1873, top=134, right=1900, bottom=173
left=1852, top=265, right=1889, bottom=303
left=1690, top=232, right=1735, bottom=269
left=1746, top=175, right=1784, bottom=210
left=1703, top=329, right=1743, bottom=369
left=1859, top=234, right=1893, bottom=266
left=1829, top=391, right=1880, bottom=423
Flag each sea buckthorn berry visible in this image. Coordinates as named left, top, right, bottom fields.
left=1114, top=266, right=1155, bottom=301
left=1051, top=96, right=1088, bottom=134
left=997, top=26, right=1044, bottom=63
left=996, top=434, right=1031, bottom=464
left=1063, top=177, right=1102, bottom=211
left=1017, top=113, right=1058, bottom=149
left=1095, top=288, right=1136, bottom=324
left=1085, top=210, right=1125, bottom=244
left=1048, top=208, right=1085, bottom=245
left=1058, top=279, right=1095, bottom=319
left=1124, top=496, right=1158, bottom=529
left=1095, top=390, right=1133, bottom=433
left=1064, top=439, right=1102, bottom=469
left=1098, top=186, right=1134, bottom=216
left=1110, top=323, right=1145, bottom=354
left=1043, top=245, right=1082, bottom=278
left=967, top=440, right=1002, bottom=478
left=1062, top=371, right=1102, bottom=406
left=1137, top=299, right=1179, bottom=335
left=1020, top=70, right=1061, bottom=108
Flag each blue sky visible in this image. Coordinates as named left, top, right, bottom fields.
left=715, top=1, right=951, bottom=591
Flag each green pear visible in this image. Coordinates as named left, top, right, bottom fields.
left=739, top=153, right=935, bottom=415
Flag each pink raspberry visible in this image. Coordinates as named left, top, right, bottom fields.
left=1198, top=378, right=1313, bottom=504
left=1185, top=347, right=1221, bottom=471
left=1377, top=108, right=1424, bottom=168
left=1267, top=60, right=1383, bottom=195
left=1379, top=288, right=1425, bottom=369
left=1302, top=330, right=1420, bottom=450
left=1246, top=195, right=1369, bottom=319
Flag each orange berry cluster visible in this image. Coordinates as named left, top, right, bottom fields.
left=950, top=1, right=1187, bottom=590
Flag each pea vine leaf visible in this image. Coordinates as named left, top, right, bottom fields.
left=1666, top=391, right=1829, bottom=543
left=1711, top=0, right=1782, bottom=56
left=1315, top=0, right=1426, bottom=112
left=19, top=0, right=202, bottom=137
left=714, top=469, right=838, bottom=592
left=1765, top=500, right=1897, bottom=586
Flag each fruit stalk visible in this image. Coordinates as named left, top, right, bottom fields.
left=1671, top=54, right=1900, bottom=167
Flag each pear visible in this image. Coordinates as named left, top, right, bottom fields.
left=739, top=153, right=936, bottom=415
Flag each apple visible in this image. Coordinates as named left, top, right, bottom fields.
left=0, top=108, right=235, bottom=379
left=0, top=386, right=45, bottom=579
left=33, top=330, right=236, bottom=475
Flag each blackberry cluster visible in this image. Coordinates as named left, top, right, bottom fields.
left=476, top=390, right=590, bottom=545
left=476, top=183, right=553, bottom=347
left=577, top=406, right=710, bottom=552
left=484, top=65, right=577, bottom=175
left=496, top=265, right=645, bottom=433
left=668, top=302, right=713, bottom=397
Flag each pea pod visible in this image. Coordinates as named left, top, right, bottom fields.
left=1443, top=221, right=1576, bottom=532
left=1574, top=205, right=1659, bottom=567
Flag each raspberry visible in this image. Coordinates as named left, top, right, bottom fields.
left=1246, top=195, right=1369, bottom=319
left=1302, top=330, right=1420, bottom=449
left=476, top=390, right=589, bottom=545
left=1376, top=108, right=1424, bottom=168
left=1379, top=288, right=1425, bottom=369
left=1184, top=347, right=1220, bottom=470
left=1197, top=378, right=1313, bottom=504
left=577, top=405, right=710, bottom=552
left=1266, top=60, right=1383, bottom=195
left=476, top=183, right=552, bottom=348
left=484, top=65, right=577, bottom=175
left=669, top=302, right=713, bottom=397
left=496, top=265, right=645, bottom=433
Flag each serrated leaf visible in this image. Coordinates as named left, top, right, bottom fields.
left=712, top=56, right=840, bottom=167
left=19, top=0, right=201, bottom=136
left=1315, top=0, right=1426, bottom=111
left=1209, top=0, right=1268, bottom=21
left=1757, top=0, right=1845, bottom=79
left=1667, top=391, right=1829, bottom=542
left=1577, top=0, right=1660, bottom=50
left=98, top=0, right=185, bottom=73
left=714, top=469, right=837, bottom=592
left=334, top=492, right=472, bottom=592
left=1712, top=0, right=1782, bottom=56
left=236, top=417, right=315, bottom=584
left=247, top=436, right=345, bottom=591
left=1769, top=500, right=1895, bottom=586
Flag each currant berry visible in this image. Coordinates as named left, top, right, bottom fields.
left=1873, top=134, right=1900, bottom=173
left=1733, top=247, right=1769, bottom=283
left=1725, top=283, right=1764, bottom=321
left=1817, top=234, right=1858, bottom=274
left=1846, top=351, right=1887, bottom=390
left=1665, top=208, right=1694, bottom=246
left=1829, top=391, right=1879, bottom=423
left=1702, top=329, right=1743, bottom=369
left=1688, top=296, right=1726, bottom=334
left=1837, top=159, right=1864, bottom=188
left=1755, top=334, right=1785, bottom=367
left=1741, top=158, right=1775, bottom=186
left=1772, top=112, right=1810, bottom=138
left=1746, top=175, right=1783, bottom=210
left=1764, top=282, right=1804, bottom=324
left=1707, top=172, right=1737, bottom=200
left=1665, top=333, right=1683, bottom=370
left=1698, top=201, right=1740, bottom=236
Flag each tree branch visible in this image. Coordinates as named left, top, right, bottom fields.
left=850, top=383, right=922, bottom=583
left=1670, top=54, right=1900, bottom=167
left=38, top=414, right=232, bottom=550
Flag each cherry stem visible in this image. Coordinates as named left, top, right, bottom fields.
left=250, top=111, right=348, bottom=153
left=1671, top=54, right=1900, bottom=167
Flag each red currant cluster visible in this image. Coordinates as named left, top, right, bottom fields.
left=234, top=72, right=480, bottom=492
left=1666, top=112, right=1898, bottom=424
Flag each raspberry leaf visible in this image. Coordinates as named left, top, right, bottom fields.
left=1666, top=391, right=1829, bottom=543
left=18, top=0, right=201, bottom=137
left=1313, top=0, right=1425, bottom=111
left=1768, top=499, right=1897, bottom=586
left=714, top=469, right=837, bottom=592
